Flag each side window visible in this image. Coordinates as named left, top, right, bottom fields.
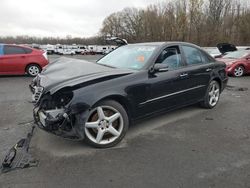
left=155, top=46, right=182, bottom=70
left=182, top=46, right=203, bottom=65
left=23, top=48, right=32, bottom=54
left=200, top=51, right=214, bottom=63
left=3, top=46, right=26, bottom=55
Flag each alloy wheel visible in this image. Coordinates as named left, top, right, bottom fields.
left=85, top=106, right=124, bottom=145
left=208, top=83, right=220, bottom=107
left=234, top=66, right=244, bottom=77
left=28, top=65, right=40, bottom=76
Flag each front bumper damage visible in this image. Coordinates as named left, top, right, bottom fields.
left=30, top=79, right=90, bottom=140
left=33, top=106, right=89, bottom=140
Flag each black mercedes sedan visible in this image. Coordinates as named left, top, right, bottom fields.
left=30, top=42, right=228, bottom=148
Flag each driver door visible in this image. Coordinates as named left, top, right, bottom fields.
left=138, top=45, right=190, bottom=115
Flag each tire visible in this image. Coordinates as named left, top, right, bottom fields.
left=84, top=100, right=129, bottom=148
left=200, top=80, right=220, bottom=109
left=26, top=64, right=41, bottom=77
left=233, top=65, right=245, bottom=77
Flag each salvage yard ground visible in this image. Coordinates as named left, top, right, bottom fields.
left=0, top=55, right=250, bottom=188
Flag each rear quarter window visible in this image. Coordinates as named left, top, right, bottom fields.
left=200, top=51, right=215, bottom=63
left=23, top=48, right=33, bottom=54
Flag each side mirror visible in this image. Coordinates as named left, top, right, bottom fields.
left=149, top=64, right=169, bottom=74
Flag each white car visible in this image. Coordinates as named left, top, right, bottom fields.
left=57, top=49, right=76, bottom=55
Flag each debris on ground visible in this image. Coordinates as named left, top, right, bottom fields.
left=205, top=117, right=214, bottom=121
left=226, top=85, right=248, bottom=91
left=1, top=125, right=38, bottom=173
left=18, top=120, right=34, bottom=126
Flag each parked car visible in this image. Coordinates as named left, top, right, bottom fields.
left=30, top=42, right=228, bottom=148
left=217, top=50, right=250, bottom=77
left=204, top=43, right=237, bottom=58
left=81, top=48, right=95, bottom=55
left=76, top=46, right=87, bottom=54
left=0, top=44, right=48, bottom=76
left=57, top=49, right=76, bottom=55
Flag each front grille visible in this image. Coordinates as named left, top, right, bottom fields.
left=32, top=86, right=44, bottom=103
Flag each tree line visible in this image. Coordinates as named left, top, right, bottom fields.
left=0, top=0, right=249, bottom=46
left=101, top=0, right=250, bottom=46
left=0, top=35, right=105, bottom=45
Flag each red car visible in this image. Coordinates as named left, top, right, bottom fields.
left=0, top=44, right=48, bottom=76
left=217, top=50, right=250, bottom=77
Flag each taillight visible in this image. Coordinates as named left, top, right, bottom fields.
left=42, top=51, right=48, bottom=60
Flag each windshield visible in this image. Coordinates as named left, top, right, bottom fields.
left=97, top=45, right=156, bottom=70
left=223, top=50, right=249, bottom=59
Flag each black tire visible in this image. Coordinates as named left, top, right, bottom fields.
left=84, top=100, right=129, bottom=148
left=200, top=80, right=220, bottom=109
left=233, top=65, right=245, bottom=77
left=26, top=64, right=41, bottom=77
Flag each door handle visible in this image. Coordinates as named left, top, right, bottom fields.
left=180, top=73, right=188, bottom=77
left=206, top=68, right=212, bottom=72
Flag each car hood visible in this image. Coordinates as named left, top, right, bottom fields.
left=36, top=57, right=135, bottom=94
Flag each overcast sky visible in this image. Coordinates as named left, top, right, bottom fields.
left=0, top=0, right=160, bottom=38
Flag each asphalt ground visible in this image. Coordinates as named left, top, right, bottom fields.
left=0, top=55, right=250, bottom=188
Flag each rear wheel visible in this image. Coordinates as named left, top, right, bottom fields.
left=233, top=65, right=244, bottom=77
left=200, top=80, right=220, bottom=109
left=84, top=100, right=129, bottom=148
left=26, top=64, right=41, bottom=77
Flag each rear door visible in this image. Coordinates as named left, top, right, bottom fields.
left=178, top=45, right=214, bottom=104
left=1, top=45, right=27, bottom=74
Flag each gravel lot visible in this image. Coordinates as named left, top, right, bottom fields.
left=0, top=55, right=250, bottom=188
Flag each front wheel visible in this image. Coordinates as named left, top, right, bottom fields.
left=200, top=80, right=220, bottom=109
left=84, top=100, right=129, bottom=148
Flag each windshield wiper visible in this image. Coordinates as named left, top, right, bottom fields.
left=97, top=63, right=116, bottom=68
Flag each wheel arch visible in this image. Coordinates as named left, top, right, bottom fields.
left=211, top=77, right=222, bottom=91
left=25, top=63, right=41, bottom=72
left=93, top=94, right=133, bottom=122
left=236, top=64, right=246, bottom=69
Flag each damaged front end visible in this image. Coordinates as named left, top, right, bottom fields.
left=30, top=80, right=90, bottom=140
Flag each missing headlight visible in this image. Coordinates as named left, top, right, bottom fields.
left=53, top=91, right=73, bottom=107
left=39, top=90, right=73, bottom=110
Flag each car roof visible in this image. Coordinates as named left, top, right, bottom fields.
left=129, top=41, right=201, bottom=48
